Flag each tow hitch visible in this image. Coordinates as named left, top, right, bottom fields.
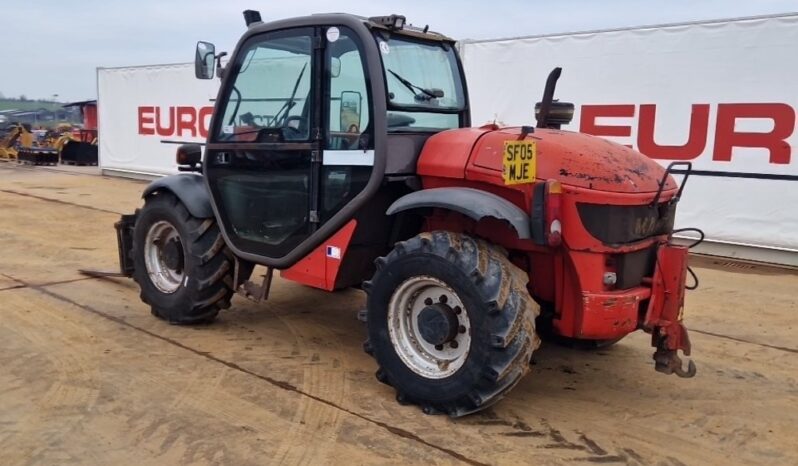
left=654, top=345, right=697, bottom=378
left=640, top=161, right=701, bottom=379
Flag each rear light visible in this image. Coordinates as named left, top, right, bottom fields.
left=546, top=180, right=562, bottom=247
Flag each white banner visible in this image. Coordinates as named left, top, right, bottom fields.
left=97, top=63, right=219, bottom=176
left=461, top=14, right=798, bottom=252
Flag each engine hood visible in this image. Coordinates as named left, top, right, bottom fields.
left=424, top=127, right=677, bottom=193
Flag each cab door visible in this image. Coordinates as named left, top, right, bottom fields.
left=204, top=25, right=375, bottom=267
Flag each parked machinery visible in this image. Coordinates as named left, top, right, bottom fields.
left=0, top=123, right=31, bottom=160
left=16, top=126, right=60, bottom=165
left=114, top=12, right=700, bottom=416
left=60, top=100, right=99, bottom=165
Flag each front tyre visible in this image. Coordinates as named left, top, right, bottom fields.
left=364, top=231, right=540, bottom=417
left=132, top=192, right=248, bottom=324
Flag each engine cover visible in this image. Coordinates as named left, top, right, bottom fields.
left=418, top=126, right=677, bottom=194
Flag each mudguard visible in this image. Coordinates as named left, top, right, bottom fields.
left=387, top=187, right=531, bottom=239
left=142, top=173, right=213, bottom=219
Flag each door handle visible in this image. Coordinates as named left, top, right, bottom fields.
left=214, top=152, right=232, bottom=165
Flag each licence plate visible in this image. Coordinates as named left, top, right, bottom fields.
left=502, top=140, right=537, bottom=185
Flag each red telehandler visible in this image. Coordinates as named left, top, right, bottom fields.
left=114, top=11, right=700, bottom=416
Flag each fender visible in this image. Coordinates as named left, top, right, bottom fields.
left=387, top=187, right=531, bottom=239
left=142, top=173, right=213, bottom=218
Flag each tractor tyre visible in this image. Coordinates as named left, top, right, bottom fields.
left=132, top=192, right=251, bottom=324
left=363, top=231, right=540, bottom=417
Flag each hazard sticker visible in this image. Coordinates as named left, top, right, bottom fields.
left=502, top=140, right=537, bottom=185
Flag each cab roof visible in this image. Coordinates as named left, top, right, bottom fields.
left=243, top=12, right=455, bottom=43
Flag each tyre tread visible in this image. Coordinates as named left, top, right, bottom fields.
left=131, top=192, right=245, bottom=325
left=364, top=230, right=540, bottom=417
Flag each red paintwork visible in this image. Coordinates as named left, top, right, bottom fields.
left=284, top=123, right=693, bottom=361
left=416, top=125, right=692, bottom=354
left=281, top=220, right=357, bottom=291
left=420, top=127, right=676, bottom=194
left=643, top=244, right=691, bottom=354
left=82, top=103, right=98, bottom=131
left=417, top=127, right=488, bottom=179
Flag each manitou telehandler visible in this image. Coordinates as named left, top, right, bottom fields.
left=114, top=11, right=700, bottom=416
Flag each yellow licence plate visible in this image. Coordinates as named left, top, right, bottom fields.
left=503, top=140, right=537, bottom=185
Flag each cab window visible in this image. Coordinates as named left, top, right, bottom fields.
left=217, top=33, right=312, bottom=142
left=326, top=29, right=372, bottom=150
left=376, top=34, right=465, bottom=131
left=321, top=27, right=374, bottom=222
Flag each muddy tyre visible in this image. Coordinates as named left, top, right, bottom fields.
left=364, top=231, right=540, bottom=417
left=132, top=192, right=249, bottom=324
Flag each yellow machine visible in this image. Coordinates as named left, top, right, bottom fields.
left=0, top=124, right=34, bottom=160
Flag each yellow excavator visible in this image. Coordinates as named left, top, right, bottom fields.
left=0, top=123, right=34, bottom=160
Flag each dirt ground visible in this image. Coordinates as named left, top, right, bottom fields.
left=1, top=162, right=796, bottom=466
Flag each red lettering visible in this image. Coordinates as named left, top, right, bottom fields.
left=199, top=106, right=213, bottom=138
left=637, top=104, right=709, bottom=160
left=580, top=104, right=635, bottom=138
left=713, top=103, right=794, bottom=164
left=155, top=107, right=175, bottom=137
left=138, top=106, right=155, bottom=135
left=176, top=106, right=197, bottom=137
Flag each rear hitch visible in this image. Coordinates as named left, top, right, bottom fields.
left=653, top=347, right=697, bottom=378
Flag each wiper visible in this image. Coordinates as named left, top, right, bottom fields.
left=274, top=62, right=308, bottom=127
left=387, top=69, right=444, bottom=100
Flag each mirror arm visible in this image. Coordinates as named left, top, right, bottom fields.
left=215, top=52, right=228, bottom=79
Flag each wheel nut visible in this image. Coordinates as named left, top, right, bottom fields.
left=439, top=295, right=448, bottom=304
left=458, top=325, right=466, bottom=334
left=424, top=298, right=433, bottom=305
left=434, top=344, right=444, bottom=351
left=450, top=341, right=459, bottom=349
left=454, top=306, right=461, bottom=315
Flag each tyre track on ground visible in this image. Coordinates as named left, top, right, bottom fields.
left=690, top=328, right=798, bottom=354
left=0, top=189, right=124, bottom=215
left=0, top=291, right=103, bottom=464
left=7, top=273, right=487, bottom=466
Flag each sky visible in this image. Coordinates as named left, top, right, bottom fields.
left=1, top=0, right=797, bottom=102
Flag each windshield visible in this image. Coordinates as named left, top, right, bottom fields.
left=375, top=34, right=465, bottom=131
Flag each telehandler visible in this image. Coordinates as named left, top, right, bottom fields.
left=115, top=11, right=700, bottom=416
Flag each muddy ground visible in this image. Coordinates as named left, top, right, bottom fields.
left=0, top=162, right=796, bottom=465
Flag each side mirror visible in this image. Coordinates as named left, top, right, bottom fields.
left=330, top=57, right=341, bottom=78
left=339, top=91, right=362, bottom=132
left=176, top=144, right=202, bottom=172
left=195, top=41, right=216, bottom=79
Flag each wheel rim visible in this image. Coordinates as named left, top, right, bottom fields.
left=387, top=276, right=472, bottom=379
left=143, top=220, right=185, bottom=294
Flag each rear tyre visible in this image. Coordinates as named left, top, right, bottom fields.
left=364, top=231, right=540, bottom=417
left=132, top=192, right=251, bottom=324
